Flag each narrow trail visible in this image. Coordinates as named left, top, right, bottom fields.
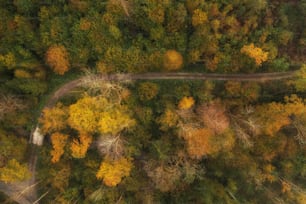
left=0, top=70, right=298, bottom=203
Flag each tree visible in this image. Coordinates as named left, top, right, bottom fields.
left=97, top=135, right=125, bottom=160
left=70, top=132, right=93, bottom=159
left=163, top=50, right=183, bottom=71
left=178, top=96, right=195, bottom=110
left=45, top=45, right=70, bottom=75
left=182, top=128, right=215, bottom=159
left=240, top=43, right=268, bottom=66
left=137, top=82, right=159, bottom=101
left=98, top=108, right=135, bottom=135
left=0, top=159, right=30, bottom=183
left=256, top=102, right=290, bottom=136
left=0, top=133, right=27, bottom=164
left=39, top=103, right=68, bottom=134
left=96, top=157, right=132, bottom=187
left=157, top=109, right=179, bottom=131
left=255, top=95, right=306, bottom=136
left=68, top=95, right=135, bottom=134
left=0, top=94, right=26, bottom=120
left=144, top=161, right=182, bottom=192
left=192, top=9, right=208, bottom=27
left=50, top=164, right=71, bottom=193
left=68, top=96, right=104, bottom=133
left=50, top=132, right=68, bottom=163
left=294, top=64, right=306, bottom=92
left=197, top=101, right=230, bottom=134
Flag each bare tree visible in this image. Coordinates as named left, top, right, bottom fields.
left=292, top=118, right=306, bottom=145
left=96, top=134, right=125, bottom=160
left=81, top=69, right=129, bottom=104
left=229, top=106, right=262, bottom=148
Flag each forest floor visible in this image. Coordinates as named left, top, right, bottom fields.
left=0, top=70, right=298, bottom=203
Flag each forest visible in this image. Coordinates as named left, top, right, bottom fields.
left=0, top=0, right=306, bottom=203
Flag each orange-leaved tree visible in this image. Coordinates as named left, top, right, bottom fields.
left=96, top=157, right=132, bottom=187
left=182, top=128, right=214, bottom=159
left=70, top=132, right=93, bottom=159
left=39, top=103, right=68, bottom=134
left=50, top=132, right=68, bottom=163
left=45, top=45, right=70, bottom=75
left=240, top=43, right=268, bottom=66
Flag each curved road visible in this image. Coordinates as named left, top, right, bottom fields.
left=0, top=70, right=298, bottom=203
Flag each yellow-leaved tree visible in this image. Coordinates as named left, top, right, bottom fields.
left=255, top=95, right=306, bottom=136
left=0, top=159, right=31, bottom=183
left=240, top=43, right=268, bottom=66
left=50, top=132, right=68, bottom=163
left=192, top=9, right=208, bottom=27
left=68, top=95, right=135, bottom=134
left=157, top=109, right=179, bottom=131
left=178, top=97, right=195, bottom=110
left=68, top=96, right=103, bottom=133
left=45, top=45, right=70, bottom=75
left=163, top=50, right=183, bottom=71
left=96, top=157, right=132, bottom=187
left=70, top=132, right=93, bottom=159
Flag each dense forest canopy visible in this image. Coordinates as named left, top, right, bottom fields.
left=0, top=0, right=305, bottom=203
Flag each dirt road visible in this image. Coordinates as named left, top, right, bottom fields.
left=46, top=71, right=297, bottom=107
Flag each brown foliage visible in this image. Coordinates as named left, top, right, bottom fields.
left=0, top=94, right=26, bottom=120
left=46, top=45, right=70, bottom=75
left=197, top=101, right=230, bottom=134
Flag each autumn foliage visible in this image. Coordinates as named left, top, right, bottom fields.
left=183, top=128, right=214, bottom=159
left=163, top=50, right=183, bottom=70
left=96, top=157, right=132, bottom=187
left=240, top=43, right=268, bottom=66
left=0, top=159, right=30, bottom=183
left=50, top=132, right=68, bottom=163
left=40, top=103, right=68, bottom=134
left=178, top=97, right=195, bottom=110
left=68, top=95, right=135, bottom=134
left=197, top=101, right=230, bottom=134
left=192, top=9, right=208, bottom=27
left=70, top=132, right=93, bottom=158
left=46, top=45, right=70, bottom=75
